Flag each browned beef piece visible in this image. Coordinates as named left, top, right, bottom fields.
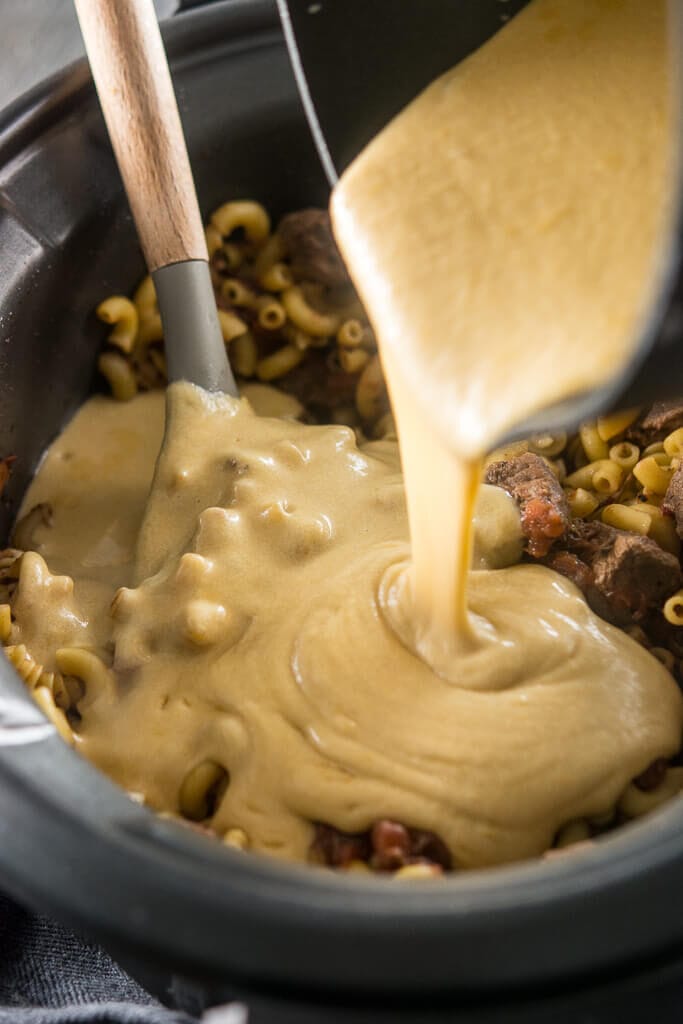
left=627, top=399, right=683, bottom=446
left=311, top=823, right=371, bottom=868
left=370, top=821, right=452, bottom=872
left=649, top=620, right=683, bottom=662
left=311, top=820, right=452, bottom=872
left=545, top=520, right=682, bottom=626
left=662, top=465, right=683, bottom=539
left=484, top=452, right=570, bottom=557
left=279, top=209, right=351, bottom=288
left=274, top=348, right=358, bottom=423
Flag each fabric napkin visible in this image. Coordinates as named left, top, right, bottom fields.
left=0, top=890, right=197, bottom=1024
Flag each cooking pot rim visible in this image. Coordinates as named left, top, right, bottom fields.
left=2, top=0, right=683, bottom=996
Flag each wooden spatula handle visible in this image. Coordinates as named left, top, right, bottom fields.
left=74, top=0, right=207, bottom=272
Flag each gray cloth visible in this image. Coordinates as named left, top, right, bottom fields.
left=0, top=892, right=194, bottom=1024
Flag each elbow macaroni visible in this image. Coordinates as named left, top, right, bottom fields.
left=179, top=760, right=229, bottom=821
left=210, top=200, right=270, bottom=243
left=282, top=286, right=340, bottom=337
left=96, top=296, right=139, bottom=354
left=664, top=591, right=683, bottom=626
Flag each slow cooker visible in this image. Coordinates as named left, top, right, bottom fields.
left=2, top=2, right=683, bottom=1020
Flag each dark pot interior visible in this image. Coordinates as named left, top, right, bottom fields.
left=3, top=2, right=683, bottom=1019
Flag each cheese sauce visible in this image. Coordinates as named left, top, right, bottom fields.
left=5, top=0, right=683, bottom=868
left=332, top=0, right=677, bottom=655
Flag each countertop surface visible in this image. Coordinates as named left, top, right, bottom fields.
left=0, top=0, right=178, bottom=109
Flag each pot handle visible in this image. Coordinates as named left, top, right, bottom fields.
left=73, top=0, right=207, bottom=273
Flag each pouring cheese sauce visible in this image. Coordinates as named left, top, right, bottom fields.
left=332, top=0, right=678, bottom=660
left=6, top=0, right=683, bottom=868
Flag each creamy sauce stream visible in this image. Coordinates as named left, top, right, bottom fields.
left=332, top=0, right=677, bottom=649
left=6, top=0, right=683, bottom=868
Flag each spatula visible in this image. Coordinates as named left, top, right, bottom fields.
left=74, top=0, right=237, bottom=396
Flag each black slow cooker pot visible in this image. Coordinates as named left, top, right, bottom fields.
left=3, top=2, right=683, bottom=1020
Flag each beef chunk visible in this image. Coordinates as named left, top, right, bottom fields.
left=311, top=823, right=371, bottom=868
left=311, top=820, right=452, bottom=872
left=279, top=209, right=351, bottom=288
left=272, top=347, right=358, bottom=423
left=663, top=465, right=683, bottom=539
left=545, top=519, right=681, bottom=626
left=627, top=399, right=683, bottom=447
left=641, top=613, right=683, bottom=662
left=0, top=455, right=15, bottom=499
left=484, top=452, right=570, bottom=557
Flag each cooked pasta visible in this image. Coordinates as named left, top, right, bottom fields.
left=256, top=344, right=304, bottom=382
left=650, top=646, right=676, bottom=673
left=0, top=604, right=10, bottom=642
left=221, top=278, right=257, bottom=308
left=337, top=318, right=365, bottom=349
left=282, top=324, right=315, bottom=352
left=554, top=820, right=591, bottom=848
left=133, top=274, right=157, bottom=317
left=223, top=827, right=249, bottom=850
left=3, top=643, right=47, bottom=688
left=565, top=487, right=598, bottom=519
left=13, top=502, right=52, bottom=552
left=393, top=863, right=442, bottom=880
left=664, top=591, right=683, bottom=626
left=96, top=296, right=139, bottom=354
left=619, top=767, right=683, bottom=818
left=32, top=685, right=74, bottom=746
left=205, top=224, right=223, bottom=257
left=601, top=503, right=650, bottom=535
left=529, top=432, right=567, bottom=458
left=596, top=407, right=640, bottom=441
left=179, top=760, right=229, bottom=821
left=631, top=502, right=680, bottom=555
left=210, top=200, right=271, bottom=243
left=252, top=232, right=285, bottom=276
left=356, top=355, right=388, bottom=423
left=230, top=332, right=258, bottom=378
left=137, top=313, right=164, bottom=347
left=55, top=647, right=115, bottom=705
left=591, top=460, right=624, bottom=495
left=609, top=441, right=640, bottom=471
left=97, top=352, right=138, bottom=401
left=339, top=348, right=370, bottom=375
left=634, top=455, right=673, bottom=495
left=255, top=295, right=286, bottom=331
left=565, top=459, right=622, bottom=494
left=282, top=286, right=340, bottom=337
left=91, top=199, right=383, bottom=436
left=664, top=427, right=683, bottom=458
left=259, top=262, right=293, bottom=292
left=217, top=309, right=248, bottom=344
left=579, top=422, right=609, bottom=463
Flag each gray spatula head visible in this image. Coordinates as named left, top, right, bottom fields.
left=153, top=260, right=237, bottom=396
